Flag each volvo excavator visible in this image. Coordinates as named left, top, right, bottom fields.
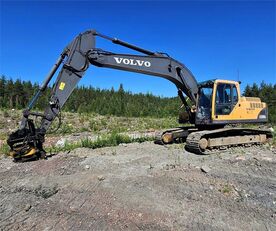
left=7, top=30, right=272, bottom=161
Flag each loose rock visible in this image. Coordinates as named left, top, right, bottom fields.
left=119, top=143, right=127, bottom=147
left=98, top=175, right=105, bottom=181
left=235, top=156, right=246, bottom=161
left=201, top=165, right=211, bottom=173
left=24, top=204, right=32, bottom=212
left=56, top=138, right=66, bottom=147
left=85, top=165, right=90, bottom=170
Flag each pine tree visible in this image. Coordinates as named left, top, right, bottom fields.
left=244, top=85, right=252, bottom=97
left=0, top=75, right=6, bottom=107
left=251, top=83, right=259, bottom=97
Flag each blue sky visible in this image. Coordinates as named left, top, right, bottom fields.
left=1, top=0, right=275, bottom=97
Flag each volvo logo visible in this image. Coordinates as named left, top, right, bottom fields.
left=114, top=57, right=151, bottom=67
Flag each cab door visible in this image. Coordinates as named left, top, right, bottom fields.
left=213, top=83, right=239, bottom=119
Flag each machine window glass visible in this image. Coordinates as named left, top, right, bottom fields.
left=216, top=84, right=231, bottom=104
left=199, top=87, right=212, bottom=107
left=232, top=85, right=238, bottom=103
left=215, top=83, right=232, bottom=115
left=196, top=87, right=212, bottom=121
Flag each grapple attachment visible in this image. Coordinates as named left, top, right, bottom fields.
left=7, top=119, right=45, bottom=162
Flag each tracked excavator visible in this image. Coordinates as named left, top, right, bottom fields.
left=7, top=30, right=272, bottom=161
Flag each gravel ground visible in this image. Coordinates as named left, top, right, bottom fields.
left=0, top=142, right=275, bottom=231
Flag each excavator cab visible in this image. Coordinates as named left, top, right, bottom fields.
left=195, top=79, right=268, bottom=126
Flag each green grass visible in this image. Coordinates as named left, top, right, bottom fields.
left=272, top=128, right=276, bottom=145
left=220, top=184, right=233, bottom=194
left=36, top=111, right=180, bottom=135
left=47, top=132, right=154, bottom=154
left=0, top=132, right=154, bottom=157
left=0, top=109, right=172, bottom=157
left=0, top=143, right=10, bottom=156
left=1, top=109, right=275, bottom=157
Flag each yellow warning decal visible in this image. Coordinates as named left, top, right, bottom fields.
left=59, top=82, right=66, bottom=90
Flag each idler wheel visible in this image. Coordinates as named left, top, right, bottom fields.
left=162, top=133, right=173, bottom=144
left=199, top=138, right=208, bottom=150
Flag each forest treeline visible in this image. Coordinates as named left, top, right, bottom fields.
left=0, top=76, right=181, bottom=117
left=0, top=76, right=275, bottom=123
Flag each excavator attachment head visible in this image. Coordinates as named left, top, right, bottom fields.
left=7, top=120, right=45, bottom=162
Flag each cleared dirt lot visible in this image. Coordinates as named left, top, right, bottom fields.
left=0, top=142, right=275, bottom=231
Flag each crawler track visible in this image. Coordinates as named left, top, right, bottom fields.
left=155, top=127, right=273, bottom=155
left=185, top=128, right=273, bottom=155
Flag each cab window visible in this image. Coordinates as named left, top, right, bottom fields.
left=232, top=85, right=238, bottom=103
left=215, top=83, right=238, bottom=115
left=196, top=87, right=213, bottom=121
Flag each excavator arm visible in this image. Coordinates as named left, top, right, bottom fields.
left=7, top=30, right=198, bottom=161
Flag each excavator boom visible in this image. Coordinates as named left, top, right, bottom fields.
left=39, top=30, right=198, bottom=131
left=7, top=30, right=199, bottom=161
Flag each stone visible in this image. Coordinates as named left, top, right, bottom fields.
left=24, top=204, right=31, bottom=212
left=98, top=175, right=105, bottom=181
left=56, top=138, right=66, bottom=147
left=201, top=165, right=211, bottom=173
left=85, top=165, right=90, bottom=170
left=235, top=156, right=246, bottom=161
left=119, top=143, right=127, bottom=147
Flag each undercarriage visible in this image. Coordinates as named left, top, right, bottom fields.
left=155, top=126, right=273, bottom=154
